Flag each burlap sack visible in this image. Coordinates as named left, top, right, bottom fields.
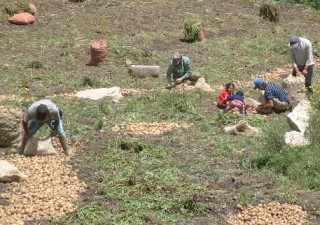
left=198, top=26, right=206, bottom=42
left=86, top=40, right=107, bottom=66
left=7, top=12, right=35, bottom=25
left=29, top=3, right=37, bottom=15
left=24, top=137, right=57, bottom=156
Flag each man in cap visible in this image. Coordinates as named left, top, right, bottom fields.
left=166, top=52, right=200, bottom=89
left=254, top=78, right=291, bottom=114
left=289, top=36, right=315, bottom=93
left=20, top=99, right=71, bottom=155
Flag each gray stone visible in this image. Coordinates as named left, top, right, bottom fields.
left=282, top=74, right=306, bottom=105
left=244, top=98, right=261, bottom=109
left=125, top=59, right=133, bottom=67
left=129, top=65, right=161, bottom=78
left=0, top=160, right=27, bottom=182
left=287, top=100, right=310, bottom=134
left=285, top=131, right=310, bottom=147
left=0, top=107, right=23, bottom=154
left=222, top=121, right=261, bottom=136
left=175, top=77, right=213, bottom=92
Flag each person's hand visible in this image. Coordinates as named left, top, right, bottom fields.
left=256, top=105, right=262, bottom=113
left=295, top=68, right=302, bottom=76
left=51, top=130, right=57, bottom=137
left=176, top=78, right=183, bottom=83
left=302, top=69, right=308, bottom=75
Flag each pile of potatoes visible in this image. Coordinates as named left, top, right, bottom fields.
left=121, top=88, right=152, bottom=96
left=0, top=144, right=86, bottom=224
left=228, top=202, right=308, bottom=225
left=49, top=92, right=77, bottom=100
left=112, top=122, right=192, bottom=136
left=0, top=95, right=19, bottom=102
left=213, top=66, right=292, bottom=91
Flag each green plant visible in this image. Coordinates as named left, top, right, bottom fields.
left=118, top=138, right=146, bottom=153
left=259, top=3, right=279, bottom=22
left=80, top=76, right=95, bottom=87
left=276, top=0, right=320, bottom=10
left=4, top=2, right=32, bottom=16
left=25, top=61, right=44, bottom=69
left=184, top=21, right=203, bottom=42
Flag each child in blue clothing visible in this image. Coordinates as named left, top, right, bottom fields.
left=223, top=91, right=247, bottom=115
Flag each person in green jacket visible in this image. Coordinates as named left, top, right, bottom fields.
left=166, top=52, right=200, bottom=89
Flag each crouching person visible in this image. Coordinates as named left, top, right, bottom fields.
left=20, top=99, right=71, bottom=156
left=166, top=52, right=200, bottom=89
left=253, top=78, right=292, bottom=114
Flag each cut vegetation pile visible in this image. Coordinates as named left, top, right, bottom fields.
left=228, top=202, right=308, bottom=225
left=112, top=122, right=193, bottom=136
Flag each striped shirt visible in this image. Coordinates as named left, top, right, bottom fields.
left=265, top=83, right=290, bottom=103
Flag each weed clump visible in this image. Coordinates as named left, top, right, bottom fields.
left=4, top=2, right=33, bottom=16
left=25, top=61, right=44, bottom=69
left=80, top=76, right=95, bottom=87
left=183, top=20, right=205, bottom=42
left=118, top=138, right=145, bottom=153
left=259, top=3, right=279, bottom=22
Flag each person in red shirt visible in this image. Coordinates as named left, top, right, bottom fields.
left=217, top=82, right=235, bottom=109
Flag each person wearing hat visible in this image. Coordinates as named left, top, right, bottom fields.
left=166, top=52, right=200, bottom=89
left=254, top=78, right=291, bottom=114
left=20, top=99, right=71, bottom=155
left=289, top=36, right=315, bottom=93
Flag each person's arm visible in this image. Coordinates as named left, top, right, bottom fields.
left=22, top=112, right=30, bottom=137
left=303, top=40, right=314, bottom=74
left=256, top=99, right=273, bottom=113
left=289, top=49, right=301, bottom=75
left=179, top=58, right=192, bottom=80
left=50, top=111, right=60, bottom=137
left=166, top=62, right=173, bottom=87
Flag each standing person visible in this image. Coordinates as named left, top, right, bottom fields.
left=166, top=52, right=200, bottom=89
left=289, top=36, right=315, bottom=93
left=254, top=78, right=291, bottom=114
left=20, top=99, right=71, bottom=156
left=224, top=91, right=247, bottom=115
left=217, top=82, right=235, bottom=109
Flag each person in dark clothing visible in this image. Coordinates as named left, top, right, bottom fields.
left=224, top=91, right=246, bottom=114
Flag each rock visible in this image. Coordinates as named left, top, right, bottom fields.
left=0, top=107, right=23, bottom=154
left=76, top=86, right=123, bottom=103
left=129, top=65, right=161, bottom=78
left=244, top=98, right=261, bottom=109
left=0, top=160, right=27, bottom=182
left=282, top=74, right=306, bottom=105
left=285, top=131, right=310, bottom=147
left=194, top=77, right=213, bottom=92
left=222, top=121, right=261, bottom=136
left=125, top=59, right=133, bottom=67
left=24, top=137, right=57, bottom=156
left=287, top=100, right=310, bottom=134
left=176, top=77, right=213, bottom=92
